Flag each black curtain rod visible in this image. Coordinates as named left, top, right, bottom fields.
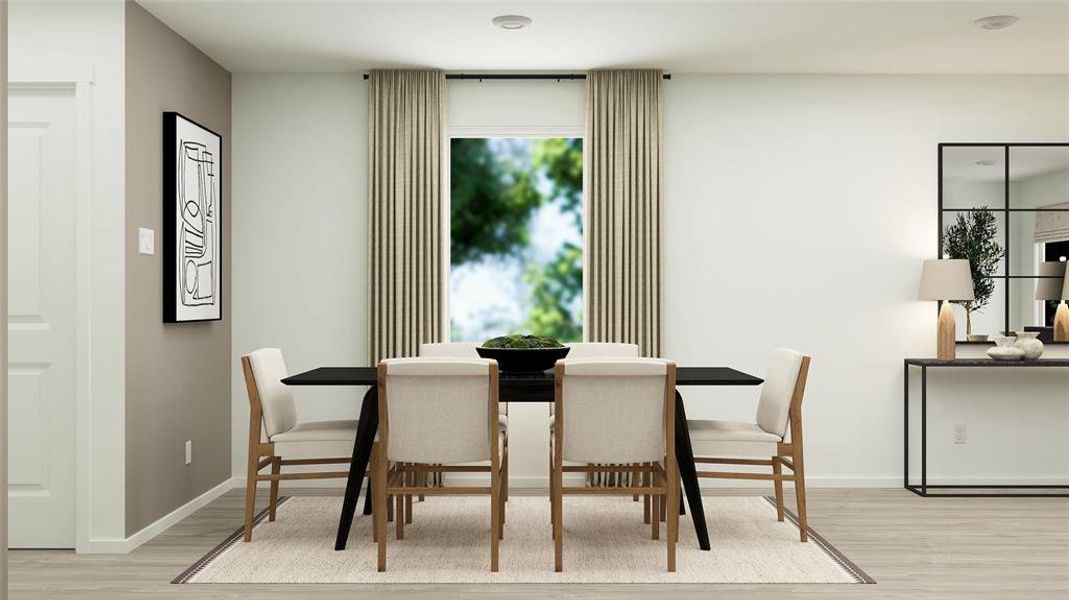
left=361, top=73, right=671, bottom=81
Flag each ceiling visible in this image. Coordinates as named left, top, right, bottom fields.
left=136, top=1, right=1069, bottom=74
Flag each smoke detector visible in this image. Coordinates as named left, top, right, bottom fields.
left=974, top=15, right=1018, bottom=30
left=492, top=15, right=532, bottom=30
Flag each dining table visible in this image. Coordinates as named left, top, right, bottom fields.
left=282, top=365, right=764, bottom=552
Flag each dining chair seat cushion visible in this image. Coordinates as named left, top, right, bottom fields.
left=268, top=419, right=358, bottom=460
left=269, top=419, right=357, bottom=443
left=686, top=419, right=783, bottom=443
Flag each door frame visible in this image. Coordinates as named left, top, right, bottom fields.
left=8, top=63, right=94, bottom=552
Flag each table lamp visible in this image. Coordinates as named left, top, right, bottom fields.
left=1034, top=260, right=1069, bottom=342
left=1059, top=264, right=1069, bottom=342
left=1036, top=261, right=1068, bottom=342
left=919, top=259, right=975, bottom=360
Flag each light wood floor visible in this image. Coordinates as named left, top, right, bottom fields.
left=9, top=488, right=1069, bottom=599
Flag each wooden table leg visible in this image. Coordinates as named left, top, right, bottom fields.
left=335, top=386, right=378, bottom=551
left=674, top=389, right=711, bottom=551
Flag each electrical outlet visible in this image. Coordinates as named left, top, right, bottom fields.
left=185, top=440, right=193, bottom=465
left=953, top=423, right=967, bottom=445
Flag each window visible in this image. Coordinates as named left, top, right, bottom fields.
left=449, top=137, right=583, bottom=342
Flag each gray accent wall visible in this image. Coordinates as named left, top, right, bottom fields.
left=124, top=2, right=231, bottom=536
left=1, top=0, right=9, bottom=590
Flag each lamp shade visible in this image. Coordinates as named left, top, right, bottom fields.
left=919, top=259, right=975, bottom=301
left=1035, top=261, right=1067, bottom=301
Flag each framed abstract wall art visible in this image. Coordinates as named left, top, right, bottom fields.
left=163, top=111, right=223, bottom=323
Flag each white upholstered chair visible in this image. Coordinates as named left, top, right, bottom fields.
left=553, top=344, right=644, bottom=500
left=419, top=343, right=506, bottom=494
left=371, top=357, right=507, bottom=572
left=420, top=342, right=479, bottom=357
left=550, top=358, right=679, bottom=572
left=240, top=348, right=356, bottom=542
left=564, top=342, right=640, bottom=358
left=687, top=348, right=812, bottom=541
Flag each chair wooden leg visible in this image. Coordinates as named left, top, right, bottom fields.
left=549, top=443, right=556, bottom=528
left=654, top=472, right=662, bottom=524
left=396, top=471, right=405, bottom=540
left=643, top=463, right=651, bottom=524
left=404, top=465, right=413, bottom=525
left=268, top=457, right=281, bottom=522
left=501, top=448, right=509, bottom=532
left=772, top=456, right=785, bottom=522
left=242, top=453, right=259, bottom=542
left=666, top=468, right=679, bottom=572
left=632, top=465, right=640, bottom=501
left=794, top=452, right=808, bottom=543
left=651, top=471, right=661, bottom=541
left=373, top=444, right=388, bottom=571
left=490, top=467, right=501, bottom=572
left=503, top=442, right=510, bottom=503
left=552, top=456, right=563, bottom=571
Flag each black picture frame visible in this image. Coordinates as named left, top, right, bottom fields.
left=163, top=111, right=224, bottom=323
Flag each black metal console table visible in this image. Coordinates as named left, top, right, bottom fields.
left=904, top=358, right=1069, bottom=497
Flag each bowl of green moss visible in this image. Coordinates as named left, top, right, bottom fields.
left=476, top=334, right=571, bottom=372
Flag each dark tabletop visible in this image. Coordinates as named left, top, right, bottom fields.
left=905, top=358, right=1069, bottom=367
left=282, top=366, right=763, bottom=387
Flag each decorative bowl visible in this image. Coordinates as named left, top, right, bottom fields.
left=476, top=346, right=571, bottom=372
left=966, top=334, right=989, bottom=342
left=987, top=336, right=1025, bottom=361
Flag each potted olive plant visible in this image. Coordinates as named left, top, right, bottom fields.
left=942, top=208, right=1004, bottom=340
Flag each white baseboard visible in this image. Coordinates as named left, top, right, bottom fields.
left=232, top=474, right=906, bottom=490
left=222, top=472, right=1069, bottom=495
left=80, top=477, right=236, bottom=554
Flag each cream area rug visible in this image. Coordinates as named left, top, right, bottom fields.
left=176, top=495, right=872, bottom=584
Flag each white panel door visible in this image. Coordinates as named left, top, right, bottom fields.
left=8, top=86, right=77, bottom=548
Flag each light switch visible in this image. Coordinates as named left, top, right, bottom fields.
left=138, top=227, right=155, bottom=255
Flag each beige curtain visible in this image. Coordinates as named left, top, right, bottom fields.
left=368, top=70, right=446, bottom=363
left=584, top=69, right=664, bottom=357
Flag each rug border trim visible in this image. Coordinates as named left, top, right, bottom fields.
left=172, top=496, right=291, bottom=584
left=761, top=496, right=875, bottom=584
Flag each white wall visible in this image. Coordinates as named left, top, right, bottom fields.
left=663, top=74, right=1069, bottom=486
left=9, top=0, right=127, bottom=549
left=232, top=73, right=1069, bottom=488
left=230, top=74, right=368, bottom=478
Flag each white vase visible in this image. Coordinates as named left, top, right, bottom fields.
left=1014, top=331, right=1044, bottom=360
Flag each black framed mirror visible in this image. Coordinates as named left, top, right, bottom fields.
left=939, top=143, right=1069, bottom=343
